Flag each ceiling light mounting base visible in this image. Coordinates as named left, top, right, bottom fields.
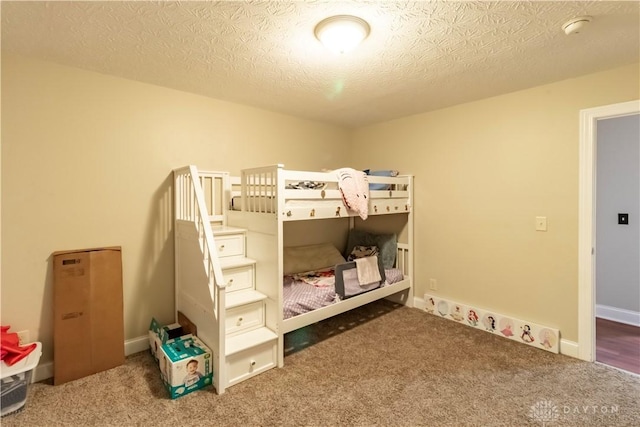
left=562, top=16, right=592, bottom=35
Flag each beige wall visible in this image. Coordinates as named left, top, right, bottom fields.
left=1, top=55, right=350, bottom=363
left=2, top=54, right=638, bottom=365
left=351, top=62, right=640, bottom=342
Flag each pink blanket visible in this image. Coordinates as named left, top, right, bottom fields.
left=335, top=168, right=369, bottom=220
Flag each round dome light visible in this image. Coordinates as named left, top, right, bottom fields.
left=314, top=15, right=370, bottom=54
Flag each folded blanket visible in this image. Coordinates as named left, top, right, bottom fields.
left=355, top=256, right=381, bottom=286
left=335, top=168, right=369, bottom=220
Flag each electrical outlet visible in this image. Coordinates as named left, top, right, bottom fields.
left=429, top=279, right=438, bottom=290
left=17, top=330, right=30, bottom=345
left=536, top=216, right=548, bottom=231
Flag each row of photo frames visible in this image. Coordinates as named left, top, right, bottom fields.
left=423, top=293, right=560, bottom=354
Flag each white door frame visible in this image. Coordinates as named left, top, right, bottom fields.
left=578, top=99, right=640, bottom=361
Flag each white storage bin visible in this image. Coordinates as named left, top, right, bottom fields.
left=1, top=342, right=42, bottom=417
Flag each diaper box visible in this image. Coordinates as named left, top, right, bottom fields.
left=148, top=313, right=198, bottom=362
left=158, top=335, right=213, bottom=399
left=148, top=318, right=183, bottom=362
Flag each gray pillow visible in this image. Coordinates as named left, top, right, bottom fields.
left=345, top=229, right=397, bottom=269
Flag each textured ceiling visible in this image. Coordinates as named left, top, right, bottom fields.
left=2, top=1, right=639, bottom=128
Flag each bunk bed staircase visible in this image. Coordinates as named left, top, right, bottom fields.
left=173, top=166, right=277, bottom=395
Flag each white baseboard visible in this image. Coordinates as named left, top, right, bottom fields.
left=559, top=339, right=579, bottom=358
left=125, top=335, right=151, bottom=355
left=413, top=296, right=426, bottom=310
left=596, top=304, right=640, bottom=327
left=32, top=335, right=150, bottom=383
left=33, top=361, right=53, bottom=383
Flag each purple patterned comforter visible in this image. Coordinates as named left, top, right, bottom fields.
left=283, top=268, right=404, bottom=319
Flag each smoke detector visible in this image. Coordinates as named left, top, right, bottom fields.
left=562, top=16, right=592, bottom=35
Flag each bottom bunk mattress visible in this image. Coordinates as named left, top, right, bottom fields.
left=283, top=266, right=404, bottom=319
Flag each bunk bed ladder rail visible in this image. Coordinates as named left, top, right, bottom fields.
left=173, top=165, right=228, bottom=393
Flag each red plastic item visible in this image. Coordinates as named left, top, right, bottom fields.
left=1, top=326, right=37, bottom=366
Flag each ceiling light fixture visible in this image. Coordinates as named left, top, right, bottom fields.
left=314, top=15, right=370, bottom=54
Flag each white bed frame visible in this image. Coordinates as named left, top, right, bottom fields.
left=174, top=164, right=413, bottom=394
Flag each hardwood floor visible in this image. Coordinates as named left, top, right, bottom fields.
left=596, top=317, right=640, bottom=375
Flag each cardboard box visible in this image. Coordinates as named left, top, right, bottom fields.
left=159, top=335, right=213, bottom=398
left=148, top=318, right=183, bottom=362
left=148, top=312, right=198, bottom=362
left=53, top=247, right=124, bottom=385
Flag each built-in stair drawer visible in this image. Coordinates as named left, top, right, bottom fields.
left=215, top=235, right=244, bottom=258
left=226, top=341, right=276, bottom=386
left=226, top=302, right=263, bottom=335
left=223, top=265, right=254, bottom=293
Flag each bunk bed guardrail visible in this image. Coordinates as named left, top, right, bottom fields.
left=231, top=164, right=412, bottom=219
left=239, top=164, right=282, bottom=214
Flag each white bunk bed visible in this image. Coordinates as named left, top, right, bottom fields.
left=174, top=164, right=413, bottom=394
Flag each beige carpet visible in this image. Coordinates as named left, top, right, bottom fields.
left=3, top=300, right=640, bottom=426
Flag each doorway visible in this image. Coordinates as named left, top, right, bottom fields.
left=578, top=100, right=640, bottom=366
left=594, top=114, right=640, bottom=374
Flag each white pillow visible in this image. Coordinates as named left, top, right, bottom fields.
left=283, top=243, right=346, bottom=275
